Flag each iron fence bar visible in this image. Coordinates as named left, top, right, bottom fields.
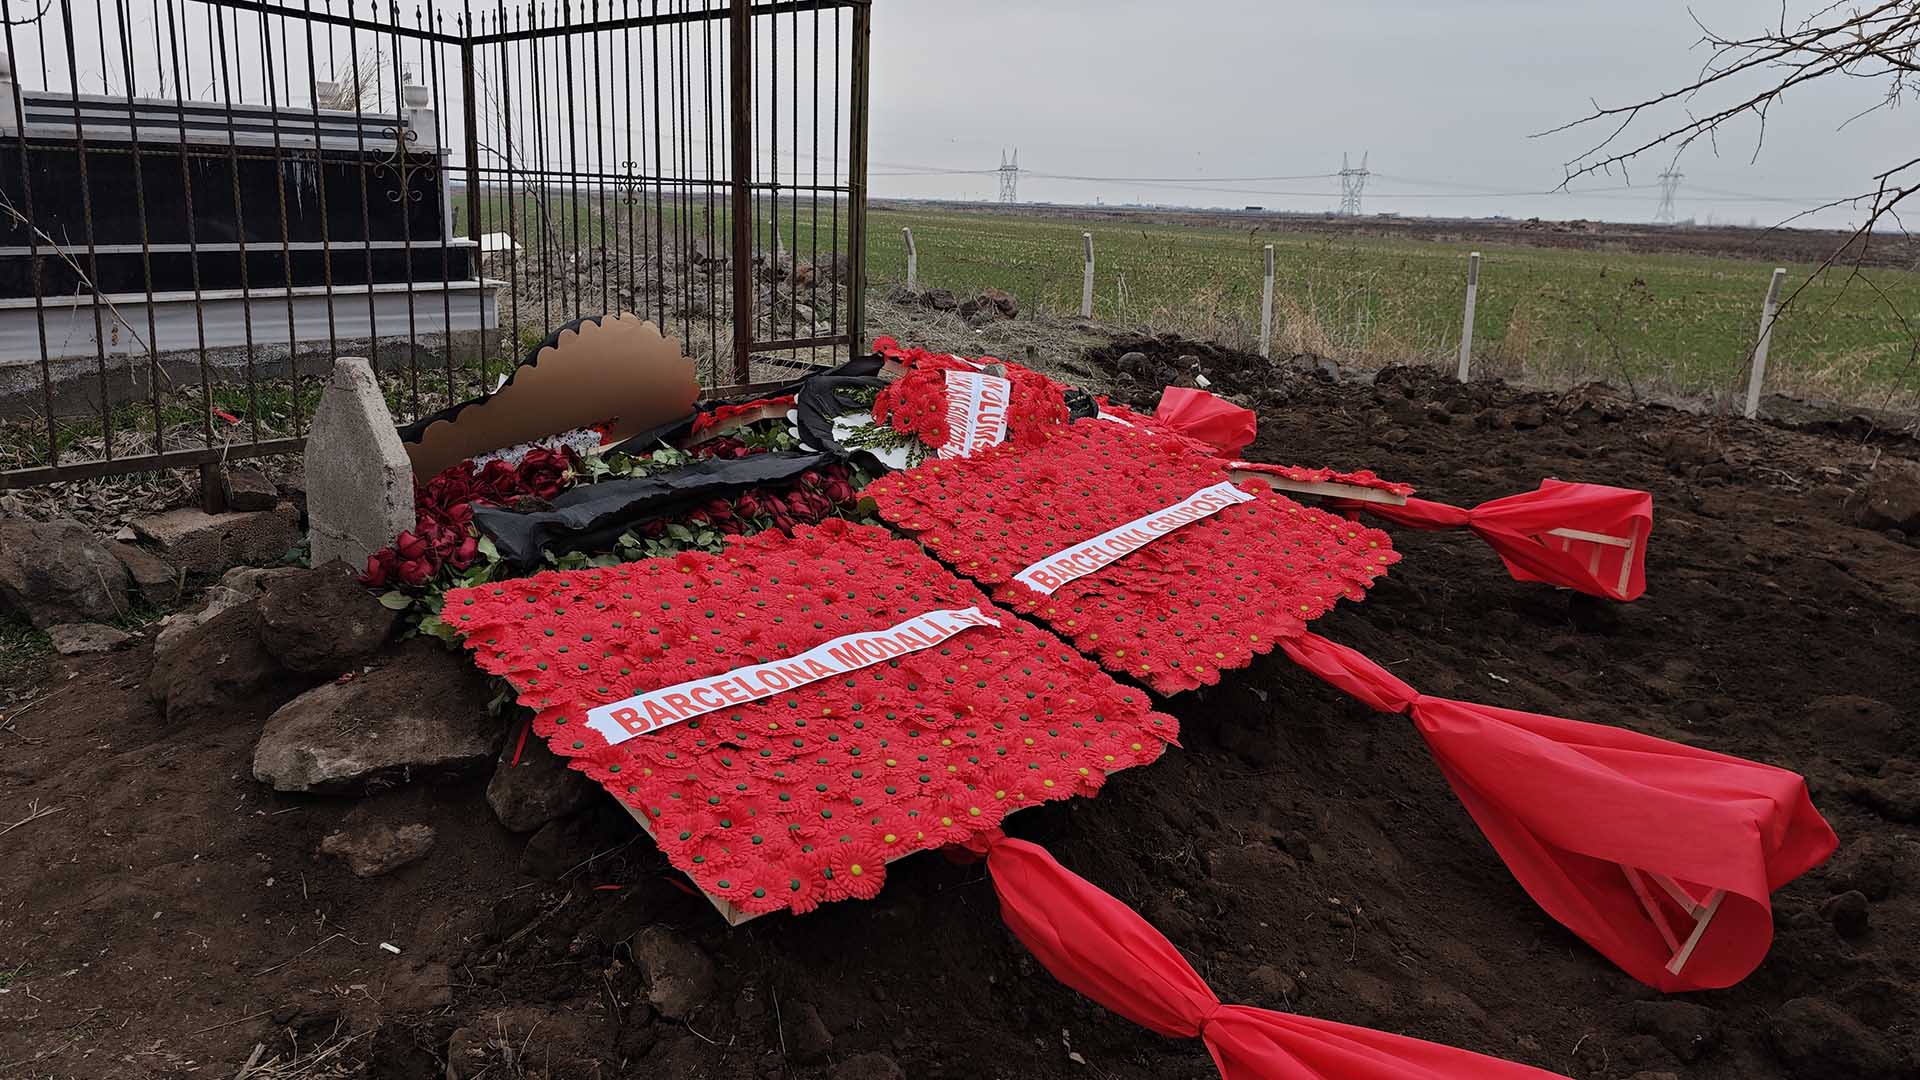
left=260, top=1, right=305, bottom=439
left=0, top=435, right=308, bottom=487
left=726, top=0, right=748, bottom=382
left=108, top=0, right=165, bottom=455
left=56, top=0, right=115, bottom=459
left=302, top=0, right=341, bottom=367
left=212, top=2, right=263, bottom=447
left=207, top=0, right=463, bottom=44
left=750, top=332, right=845, bottom=351
left=843, top=0, right=865, bottom=361
left=467, top=0, right=853, bottom=46
left=162, top=0, right=216, bottom=454
left=2, top=0, right=60, bottom=469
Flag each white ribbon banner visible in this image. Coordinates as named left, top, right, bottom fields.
left=586, top=606, right=1002, bottom=744
left=937, top=370, right=1012, bottom=458
left=1010, top=481, right=1256, bottom=596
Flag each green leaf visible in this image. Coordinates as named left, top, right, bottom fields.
left=667, top=523, right=695, bottom=542
left=476, top=535, right=500, bottom=560
left=378, top=590, right=414, bottom=610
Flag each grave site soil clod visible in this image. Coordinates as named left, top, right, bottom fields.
left=2, top=343, right=1918, bottom=1079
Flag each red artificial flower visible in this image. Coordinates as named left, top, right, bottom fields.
left=865, top=420, right=1399, bottom=696
left=437, top=522, right=1175, bottom=916
left=869, top=341, right=1071, bottom=454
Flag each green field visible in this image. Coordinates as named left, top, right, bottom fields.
left=450, top=193, right=1920, bottom=405
left=861, top=206, right=1920, bottom=406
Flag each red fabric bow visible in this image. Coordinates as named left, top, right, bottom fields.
left=1340, top=479, right=1652, bottom=601
left=1279, top=630, right=1837, bottom=992
left=1154, top=387, right=1257, bottom=456
left=975, top=832, right=1570, bottom=1079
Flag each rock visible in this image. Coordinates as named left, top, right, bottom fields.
left=46, top=622, right=131, bottom=655
left=1117, top=351, right=1151, bottom=377
left=1821, top=890, right=1871, bottom=939
left=1853, top=467, right=1920, bottom=533
left=306, top=357, right=415, bottom=571
left=921, top=287, right=958, bottom=312
left=486, top=736, right=597, bottom=833
left=1628, top=1000, right=1720, bottom=1063
left=834, top=1053, right=904, bottom=1080
left=0, top=519, right=132, bottom=627
left=319, top=821, right=437, bottom=877
left=130, top=504, right=300, bottom=575
left=224, top=465, right=280, bottom=511
left=252, top=639, right=499, bottom=792
left=1767, top=996, right=1900, bottom=1078
left=628, top=926, right=718, bottom=1020
left=148, top=604, right=299, bottom=722
left=886, top=285, right=921, bottom=306
left=257, top=561, right=398, bottom=673
left=107, top=541, right=180, bottom=605
left=789, top=1001, right=833, bottom=1063
left=149, top=566, right=301, bottom=659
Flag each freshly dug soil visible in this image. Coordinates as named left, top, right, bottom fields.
left=4, top=340, right=1919, bottom=1080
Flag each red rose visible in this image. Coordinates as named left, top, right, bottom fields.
left=449, top=534, right=480, bottom=570
left=396, top=555, right=436, bottom=587
left=517, top=450, right=570, bottom=500
left=394, top=530, right=429, bottom=560
left=702, top=498, right=735, bottom=523
left=824, top=479, right=855, bottom=503
left=476, top=459, right=522, bottom=500
left=360, top=548, right=396, bottom=588
left=734, top=492, right=765, bottom=518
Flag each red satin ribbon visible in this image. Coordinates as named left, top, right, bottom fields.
left=974, top=832, right=1571, bottom=1079
left=1339, top=479, right=1652, bottom=601
left=1279, top=630, right=1836, bottom=992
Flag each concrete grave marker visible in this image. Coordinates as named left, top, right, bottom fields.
left=307, top=357, right=414, bottom=570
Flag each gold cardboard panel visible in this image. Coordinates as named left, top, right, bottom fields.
left=405, top=313, right=701, bottom=479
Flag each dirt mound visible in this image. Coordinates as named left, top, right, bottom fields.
left=5, top=358, right=1920, bottom=1078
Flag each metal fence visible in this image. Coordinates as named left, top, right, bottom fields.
left=0, top=0, right=869, bottom=489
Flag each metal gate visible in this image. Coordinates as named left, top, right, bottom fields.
left=0, top=0, right=868, bottom=489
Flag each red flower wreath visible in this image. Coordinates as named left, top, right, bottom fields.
left=870, top=336, right=1069, bottom=452
left=864, top=420, right=1399, bottom=695
left=440, top=518, right=1176, bottom=915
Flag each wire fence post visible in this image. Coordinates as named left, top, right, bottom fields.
left=903, top=227, right=917, bottom=291
left=1258, top=243, right=1275, bottom=359
left=1744, top=267, right=1787, bottom=419
left=1080, top=232, right=1095, bottom=319
left=1456, top=251, right=1480, bottom=382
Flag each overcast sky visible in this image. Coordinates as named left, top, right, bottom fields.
left=866, top=0, right=1914, bottom=230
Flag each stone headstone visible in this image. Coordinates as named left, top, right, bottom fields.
left=306, top=356, right=413, bottom=571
